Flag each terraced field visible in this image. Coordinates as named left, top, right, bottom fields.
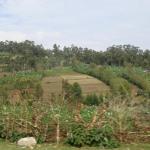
left=41, top=76, right=63, bottom=101
left=61, top=74, right=110, bottom=96
left=41, top=74, right=110, bottom=101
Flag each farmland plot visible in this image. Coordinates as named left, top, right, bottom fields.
left=41, top=76, right=63, bottom=101
left=41, top=74, right=110, bottom=101
left=61, top=74, right=110, bottom=96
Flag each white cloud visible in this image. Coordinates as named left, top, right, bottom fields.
left=0, top=31, right=63, bottom=48
left=0, top=31, right=27, bottom=41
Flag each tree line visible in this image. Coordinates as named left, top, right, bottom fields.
left=0, top=40, right=149, bottom=71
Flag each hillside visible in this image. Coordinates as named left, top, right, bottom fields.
left=0, top=42, right=149, bottom=149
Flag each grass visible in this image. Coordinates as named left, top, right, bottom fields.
left=43, top=66, right=76, bottom=76
left=0, top=142, right=150, bottom=150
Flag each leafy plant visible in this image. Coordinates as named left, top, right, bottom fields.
left=66, top=124, right=120, bottom=148
left=66, top=124, right=86, bottom=147
left=84, top=94, right=99, bottom=106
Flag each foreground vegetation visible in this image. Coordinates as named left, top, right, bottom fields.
left=0, top=41, right=149, bottom=149
left=0, top=67, right=149, bottom=149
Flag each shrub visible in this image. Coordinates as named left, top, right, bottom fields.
left=80, top=106, right=96, bottom=123
left=86, top=126, right=120, bottom=148
left=72, top=82, right=82, bottom=100
left=63, top=81, right=82, bottom=103
left=66, top=124, right=120, bottom=148
left=84, top=94, right=99, bottom=106
left=66, top=124, right=86, bottom=147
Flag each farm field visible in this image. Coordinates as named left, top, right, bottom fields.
left=41, top=76, right=63, bottom=101
left=61, top=74, right=110, bottom=96
left=41, top=73, right=110, bottom=101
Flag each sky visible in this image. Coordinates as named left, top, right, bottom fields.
left=0, top=0, right=150, bottom=50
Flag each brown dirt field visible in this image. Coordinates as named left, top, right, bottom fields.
left=61, top=74, right=110, bottom=96
left=41, top=74, right=110, bottom=101
left=131, top=84, right=139, bottom=97
left=41, top=76, right=63, bottom=101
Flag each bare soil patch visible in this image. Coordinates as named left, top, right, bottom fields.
left=41, top=74, right=110, bottom=101
left=61, top=74, right=110, bottom=96
left=41, top=76, right=63, bottom=101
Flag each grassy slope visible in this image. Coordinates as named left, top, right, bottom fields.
left=0, top=142, right=150, bottom=150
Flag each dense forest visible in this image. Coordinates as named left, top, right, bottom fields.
left=0, top=40, right=149, bottom=72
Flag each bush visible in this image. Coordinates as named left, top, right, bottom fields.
left=66, top=124, right=120, bottom=148
left=84, top=94, right=99, bottom=106
left=86, top=126, right=120, bottom=148
left=63, top=81, right=82, bottom=103
left=66, top=124, right=86, bottom=147
left=72, top=82, right=82, bottom=100
left=80, top=106, right=96, bottom=123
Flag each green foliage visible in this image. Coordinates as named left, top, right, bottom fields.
left=86, top=126, right=119, bottom=148
left=84, top=94, right=99, bottom=106
left=72, top=82, right=82, bottom=100
left=0, top=85, right=9, bottom=100
left=110, top=78, right=131, bottom=95
left=73, top=63, right=131, bottom=96
left=8, top=132, right=28, bottom=142
left=63, top=81, right=82, bottom=102
left=66, top=124, right=86, bottom=147
left=0, top=41, right=150, bottom=71
left=80, top=107, right=96, bottom=123
left=66, top=124, right=120, bottom=148
left=122, top=68, right=150, bottom=97
left=0, top=103, right=74, bottom=143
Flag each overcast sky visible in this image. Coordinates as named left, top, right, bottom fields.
left=0, top=0, right=150, bottom=50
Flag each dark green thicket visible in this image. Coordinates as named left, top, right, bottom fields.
left=66, top=124, right=120, bottom=148
left=84, top=94, right=100, bottom=106
left=63, top=81, right=82, bottom=103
